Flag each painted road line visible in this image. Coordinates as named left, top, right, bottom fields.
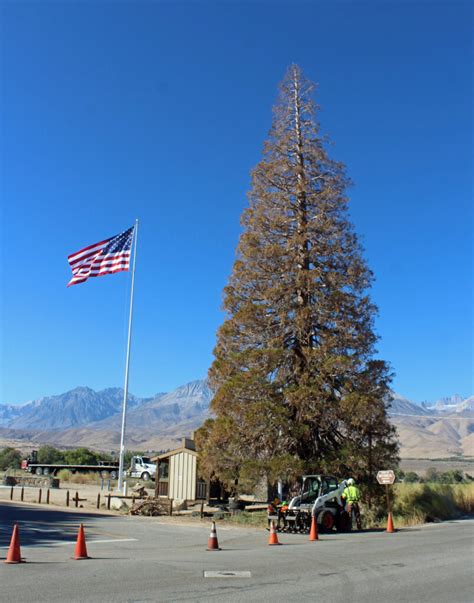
left=0, top=538, right=138, bottom=549
left=204, top=571, right=251, bottom=578
left=53, top=538, right=139, bottom=546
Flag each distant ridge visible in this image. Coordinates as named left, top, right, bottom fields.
left=388, top=393, right=431, bottom=417
left=2, top=387, right=151, bottom=430
left=0, top=382, right=472, bottom=458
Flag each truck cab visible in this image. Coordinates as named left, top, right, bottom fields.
left=129, top=455, right=156, bottom=481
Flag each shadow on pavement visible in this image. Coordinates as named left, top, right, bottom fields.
left=0, top=501, right=117, bottom=548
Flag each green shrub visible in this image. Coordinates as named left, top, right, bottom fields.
left=37, top=445, right=64, bottom=465
left=0, top=447, right=22, bottom=470
left=403, top=471, right=420, bottom=483
left=62, top=448, right=104, bottom=466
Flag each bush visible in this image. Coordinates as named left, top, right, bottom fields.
left=62, top=448, right=104, bottom=466
left=224, top=510, right=267, bottom=527
left=403, top=471, right=420, bottom=483
left=393, top=482, right=474, bottom=524
left=425, top=467, right=440, bottom=483
left=452, top=483, right=474, bottom=514
left=0, top=447, right=22, bottom=470
left=56, top=469, right=102, bottom=485
left=37, top=445, right=64, bottom=465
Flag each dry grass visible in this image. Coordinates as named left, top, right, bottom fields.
left=387, top=482, right=474, bottom=527
left=223, top=510, right=268, bottom=528
left=222, top=484, right=474, bottom=531
left=452, top=483, right=474, bottom=514
left=359, top=483, right=473, bottom=529
left=56, top=469, right=107, bottom=485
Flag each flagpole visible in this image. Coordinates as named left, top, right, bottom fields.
left=118, top=219, right=139, bottom=492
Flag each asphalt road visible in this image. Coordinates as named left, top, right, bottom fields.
left=1, top=501, right=473, bottom=602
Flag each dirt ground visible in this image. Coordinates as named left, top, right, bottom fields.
left=0, top=480, right=157, bottom=514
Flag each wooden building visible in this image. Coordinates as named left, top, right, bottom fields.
left=152, top=438, right=207, bottom=503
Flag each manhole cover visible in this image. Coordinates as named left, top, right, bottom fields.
left=204, top=571, right=251, bottom=578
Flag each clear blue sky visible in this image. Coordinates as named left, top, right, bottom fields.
left=1, top=1, right=472, bottom=405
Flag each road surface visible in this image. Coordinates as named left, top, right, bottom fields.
left=1, top=501, right=472, bottom=602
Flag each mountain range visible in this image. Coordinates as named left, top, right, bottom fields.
left=0, top=381, right=213, bottom=452
left=0, top=381, right=472, bottom=458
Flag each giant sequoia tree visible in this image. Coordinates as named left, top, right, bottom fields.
left=197, top=65, right=398, bottom=493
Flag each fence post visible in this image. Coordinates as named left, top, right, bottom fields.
left=97, top=493, right=101, bottom=509
left=75, top=491, right=79, bottom=508
left=21, top=487, right=24, bottom=502
left=200, top=501, right=204, bottom=518
left=10, top=486, right=14, bottom=501
left=38, top=489, right=42, bottom=504
left=169, top=499, right=173, bottom=516
left=46, top=489, right=50, bottom=504
left=107, top=493, right=111, bottom=510
left=66, top=490, right=70, bottom=507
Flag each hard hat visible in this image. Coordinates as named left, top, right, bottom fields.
left=347, top=478, right=355, bottom=485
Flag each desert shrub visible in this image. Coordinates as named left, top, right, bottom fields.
left=425, top=467, right=440, bottom=483
left=403, top=471, right=420, bottom=483
left=37, top=445, right=64, bottom=465
left=439, top=470, right=464, bottom=484
left=452, top=483, right=474, bottom=514
left=224, top=510, right=267, bottom=527
left=56, top=469, right=72, bottom=481
left=0, top=447, right=22, bottom=470
left=56, top=469, right=100, bottom=485
left=62, top=448, right=103, bottom=466
left=394, top=483, right=463, bottom=522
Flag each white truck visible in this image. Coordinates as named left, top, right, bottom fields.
left=128, top=456, right=156, bottom=481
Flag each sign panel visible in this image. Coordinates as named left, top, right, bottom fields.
left=377, top=470, right=396, bottom=485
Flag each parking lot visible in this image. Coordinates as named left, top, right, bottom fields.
left=1, top=500, right=473, bottom=602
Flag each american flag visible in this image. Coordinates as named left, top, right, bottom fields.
left=67, top=226, right=135, bottom=287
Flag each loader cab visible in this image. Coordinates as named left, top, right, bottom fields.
left=320, top=476, right=339, bottom=495
left=300, top=475, right=339, bottom=503
left=300, top=476, right=322, bottom=504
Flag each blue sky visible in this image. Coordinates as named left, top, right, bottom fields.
left=1, top=1, right=472, bottom=405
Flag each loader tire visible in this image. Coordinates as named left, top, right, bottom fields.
left=319, top=510, right=335, bottom=532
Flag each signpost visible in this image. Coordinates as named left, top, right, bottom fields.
left=377, top=470, right=396, bottom=533
left=376, top=470, right=395, bottom=485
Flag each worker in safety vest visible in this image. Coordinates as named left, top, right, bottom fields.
left=342, top=478, right=362, bottom=530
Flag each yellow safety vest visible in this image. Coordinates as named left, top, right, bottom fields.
left=343, top=485, right=360, bottom=503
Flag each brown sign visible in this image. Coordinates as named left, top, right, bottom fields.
left=377, top=470, right=396, bottom=485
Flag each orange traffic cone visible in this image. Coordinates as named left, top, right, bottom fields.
left=207, top=521, right=221, bottom=551
left=73, top=524, right=90, bottom=560
left=386, top=512, right=394, bottom=533
left=4, top=524, right=23, bottom=564
left=268, top=520, right=281, bottom=546
left=309, top=515, right=319, bottom=541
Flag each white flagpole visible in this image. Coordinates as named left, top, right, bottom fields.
left=118, top=219, right=139, bottom=491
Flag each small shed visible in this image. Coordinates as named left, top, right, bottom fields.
left=152, top=438, right=206, bottom=503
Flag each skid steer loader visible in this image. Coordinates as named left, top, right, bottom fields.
left=268, top=475, right=351, bottom=533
